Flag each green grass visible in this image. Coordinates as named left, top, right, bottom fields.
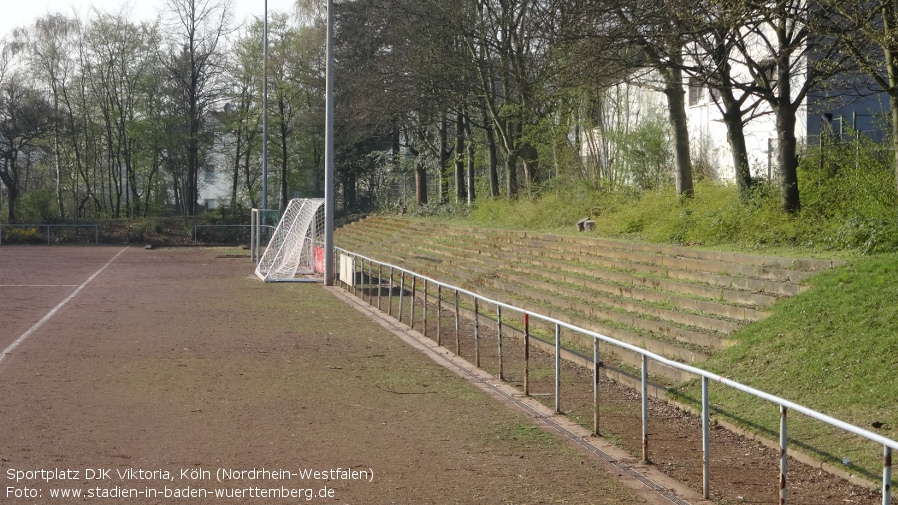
left=468, top=178, right=895, bottom=257
left=671, top=254, right=898, bottom=482
left=403, top=176, right=898, bottom=484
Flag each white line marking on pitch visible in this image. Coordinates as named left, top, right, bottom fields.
left=0, top=247, right=129, bottom=366
left=0, top=285, right=79, bottom=287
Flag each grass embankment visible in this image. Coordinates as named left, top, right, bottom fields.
left=672, top=256, right=898, bottom=481
left=465, top=179, right=897, bottom=255
left=410, top=179, right=897, bottom=483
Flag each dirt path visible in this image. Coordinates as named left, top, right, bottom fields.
left=1, top=247, right=668, bottom=504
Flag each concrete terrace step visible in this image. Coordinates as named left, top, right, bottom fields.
left=360, top=217, right=810, bottom=299
left=428, top=221, right=842, bottom=273
left=337, top=233, right=700, bottom=382
left=338, top=231, right=721, bottom=350
left=413, top=223, right=811, bottom=295
left=414, top=234, right=767, bottom=321
left=341, top=219, right=758, bottom=341
left=336, top=215, right=841, bottom=384
left=407, top=239, right=739, bottom=340
left=350, top=217, right=780, bottom=309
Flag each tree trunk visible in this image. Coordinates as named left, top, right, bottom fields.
left=7, top=184, right=17, bottom=222
left=342, top=171, right=357, bottom=211
left=776, top=105, right=801, bottom=213
left=487, top=138, right=499, bottom=197
left=466, top=116, right=475, bottom=205
left=281, top=115, right=290, bottom=210
left=519, top=142, right=539, bottom=188
left=718, top=89, right=752, bottom=197
left=891, top=94, right=898, bottom=194
left=411, top=136, right=428, bottom=207
left=455, top=112, right=466, bottom=203
left=415, top=156, right=428, bottom=207
left=482, top=107, right=499, bottom=197
left=231, top=136, right=242, bottom=214
left=505, top=148, right=518, bottom=198
left=438, top=113, right=450, bottom=203
left=662, top=65, right=694, bottom=198
left=727, top=115, right=752, bottom=197
left=54, top=125, right=65, bottom=219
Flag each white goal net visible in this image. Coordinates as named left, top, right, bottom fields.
left=255, top=198, right=327, bottom=282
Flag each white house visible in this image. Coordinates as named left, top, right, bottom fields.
left=582, top=37, right=890, bottom=185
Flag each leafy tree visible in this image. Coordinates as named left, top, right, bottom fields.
left=727, top=0, right=852, bottom=213
left=83, top=14, right=161, bottom=217
left=0, top=77, right=56, bottom=221
left=819, top=0, right=898, bottom=193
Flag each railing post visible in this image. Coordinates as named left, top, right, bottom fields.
left=883, top=445, right=892, bottom=505
left=474, top=297, right=480, bottom=368
left=368, top=261, right=374, bottom=305
left=354, top=257, right=360, bottom=295
left=423, top=279, right=428, bottom=339
left=593, top=338, right=600, bottom=436
left=454, top=289, right=460, bottom=355
left=377, top=264, right=383, bottom=310
left=398, top=271, right=405, bottom=323
left=387, top=267, right=394, bottom=317
left=437, top=285, right=442, bottom=347
left=642, top=354, right=649, bottom=463
left=702, top=376, right=710, bottom=499
left=497, top=305, right=504, bottom=381
left=410, top=275, right=417, bottom=330
left=555, top=323, right=561, bottom=414
left=358, top=259, right=367, bottom=300
left=780, top=405, right=788, bottom=505
left=524, top=314, right=530, bottom=397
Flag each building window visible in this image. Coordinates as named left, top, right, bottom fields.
left=688, top=77, right=706, bottom=106
left=203, top=164, right=215, bottom=183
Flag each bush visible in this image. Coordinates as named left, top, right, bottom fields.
left=401, top=133, right=898, bottom=254
left=1, top=226, right=42, bottom=244
left=18, top=190, right=58, bottom=222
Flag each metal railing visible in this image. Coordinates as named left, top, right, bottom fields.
left=334, top=247, right=896, bottom=504
left=0, top=224, right=99, bottom=245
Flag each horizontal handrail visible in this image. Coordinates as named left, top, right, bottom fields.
left=335, top=245, right=895, bottom=504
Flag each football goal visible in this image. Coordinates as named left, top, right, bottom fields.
left=255, top=198, right=327, bottom=282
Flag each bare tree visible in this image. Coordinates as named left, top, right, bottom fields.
left=162, top=0, right=232, bottom=216
left=680, top=3, right=768, bottom=197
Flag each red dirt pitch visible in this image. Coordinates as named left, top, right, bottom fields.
left=1, top=246, right=679, bottom=504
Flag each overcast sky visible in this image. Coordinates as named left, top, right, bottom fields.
left=1, top=0, right=298, bottom=41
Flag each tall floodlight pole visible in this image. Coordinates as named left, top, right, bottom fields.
left=262, top=0, right=269, bottom=211
left=324, top=0, right=335, bottom=286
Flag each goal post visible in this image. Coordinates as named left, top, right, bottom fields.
left=255, top=198, right=327, bottom=282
